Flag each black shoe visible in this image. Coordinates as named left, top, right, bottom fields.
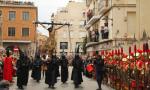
left=75, top=85, right=79, bottom=88
left=18, top=86, right=24, bottom=89
left=62, top=81, right=66, bottom=84
left=48, top=85, right=51, bottom=88
left=96, top=88, right=101, bottom=90
left=23, top=84, right=27, bottom=86
left=36, top=80, right=40, bottom=83
left=51, top=86, right=56, bottom=89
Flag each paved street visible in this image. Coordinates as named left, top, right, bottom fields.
left=9, top=67, right=113, bottom=90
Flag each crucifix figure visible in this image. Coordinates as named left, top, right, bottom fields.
left=34, top=14, right=71, bottom=56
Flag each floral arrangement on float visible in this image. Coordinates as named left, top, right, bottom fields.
left=99, top=43, right=150, bottom=90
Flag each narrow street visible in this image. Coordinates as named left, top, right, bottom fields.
left=10, top=67, right=113, bottom=90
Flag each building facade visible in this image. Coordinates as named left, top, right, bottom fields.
left=0, top=0, right=37, bottom=56
left=54, top=1, right=86, bottom=56
left=136, top=0, right=150, bottom=46
left=85, top=0, right=136, bottom=55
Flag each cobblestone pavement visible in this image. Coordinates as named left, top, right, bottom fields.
left=9, top=67, right=113, bottom=90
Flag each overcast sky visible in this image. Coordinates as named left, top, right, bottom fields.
left=19, top=0, right=83, bottom=36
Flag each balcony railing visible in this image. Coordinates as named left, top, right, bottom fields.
left=87, top=26, right=109, bottom=43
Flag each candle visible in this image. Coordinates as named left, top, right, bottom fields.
left=115, top=49, right=117, bottom=55
left=112, top=50, right=114, bottom=55
left=146, top=43, right=149, bottom=52
left=129, top=46, right=131, bottom=54
left=143, top=43, right=146, bottom=52
left=134, top=44, right=137, bottom=53
left=118, top=49, right=120, bottom=55
left=121, top=48, right=123, bottom=54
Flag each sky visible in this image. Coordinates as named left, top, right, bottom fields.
left=19, top=0, right=83, bottom=36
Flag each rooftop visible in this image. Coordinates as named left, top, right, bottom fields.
left=0, top=0, right=34, bottom=6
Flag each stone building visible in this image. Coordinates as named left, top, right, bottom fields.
left=0, top=0, right=37, bottom=56
left=54, top=1, right=87, bottom=56
left=85, top=0, right=136, bottom=55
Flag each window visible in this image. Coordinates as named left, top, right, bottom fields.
left=60, top=9, right=68, bottom=13
left=22, top=28, right=29, bottom=36
left=9, top=11, right=16, bottom=21
left=0, top=10, right=2, bottom=26
left=22, top=12, right=29, bottom=20
left=8, top=27, right=15, bottom=36
left=60, top=42, right=68, bottom=49
left=0, top=10, right=2, bottom=17
left=0, top=28, right=2, bottom=37
left=0, top=10, right=1, bottom=36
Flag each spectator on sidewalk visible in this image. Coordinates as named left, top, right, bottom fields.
left=3, top=50, right=13, bottom=83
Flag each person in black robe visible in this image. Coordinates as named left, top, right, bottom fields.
left=23, top=54, right=30, bottom=86
left=60, top=55, right=68, bottom=83
left=71, top=55, right=83, bottom=88
left=31, top=55, right=42, bottom=82
left=54, top=55, right=60, bottom=78
left=94, top=55, right=105, bottom=90
left=45, top=55, right=57, bottom=89
left=16, top=52, right=30, bottom=89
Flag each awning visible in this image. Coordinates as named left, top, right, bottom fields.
left=85, top=15, right=100, bottom=29
left=3, top=40, right=32, bottom=43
